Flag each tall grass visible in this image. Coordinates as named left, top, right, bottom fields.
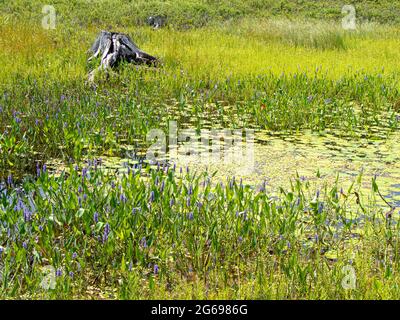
left=1, top=19, right=400, bottom=177
left=3, top=0, right=400, bottom=28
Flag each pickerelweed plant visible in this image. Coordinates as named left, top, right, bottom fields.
left=0, top=163, right=399, bottom=299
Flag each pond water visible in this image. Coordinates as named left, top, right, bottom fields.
left=45, top=127, right=400, bottom=208
left=171, top=129, right=400, bottom=203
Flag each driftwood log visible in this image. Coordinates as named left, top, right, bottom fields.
left=88, top=31, right=158, bottom=81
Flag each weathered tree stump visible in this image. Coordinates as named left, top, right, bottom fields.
left=147, top=15, right=167, bottom=29
left=88, top=31, right=158, bottom=81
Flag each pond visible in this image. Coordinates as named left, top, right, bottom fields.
left=43, top=126, right=400, bottom=209
left=173, top=129, right=400, bottom=204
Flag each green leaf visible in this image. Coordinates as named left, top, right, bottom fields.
left=76, top=208, right=85, bottom=218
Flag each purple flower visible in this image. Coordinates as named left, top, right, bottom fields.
left=186, top=197, right=191, bottom=207
left=169, top=198, right=174, bottom=208
left=150, top=191, right=155, bottom=203
left=14, top=199, right=23, bottom=212
left=188, top=212, right=194, bottom=220
left=104, top=223, right=110, bottom=233
left=153, top=264, right=159, bottom=275
left=230, top=177, right=235, bottom=188
left=103, top=223, right=111, bottom=242
left=259, top=180, right=266, bottom=192
left=22, top=241, right=28, bottom=249
left=72, top=252, right=77, bottom=259
left=93, top=212, right=99, bottom=223
left=7, top=175, right=12, bottom=186
left=56, top=269, right=62, bottom=277
left=23, top=207, right=32, bottom=222
left=120, top=193, right=127, bottom=203
left=69, top=271, right=74, bottom=278
left=140, top=237, right=147, bottom=248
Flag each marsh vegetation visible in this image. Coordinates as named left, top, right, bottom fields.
left=1, top=0, right=400, bottom=299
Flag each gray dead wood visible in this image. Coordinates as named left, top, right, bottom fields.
left=88, top=31, right=158, bottom=81
left=147, top=16, right=167, bottom=29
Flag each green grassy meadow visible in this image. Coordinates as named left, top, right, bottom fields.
left=1, top=1, right=400, bottom=299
